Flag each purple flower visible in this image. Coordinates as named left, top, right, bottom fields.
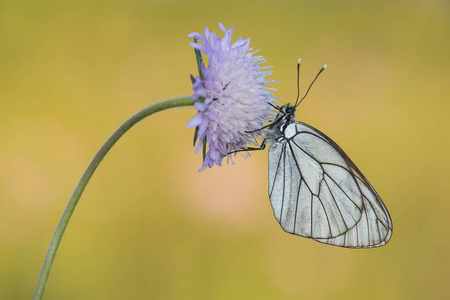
left=187, top=23, right=276, bottom=171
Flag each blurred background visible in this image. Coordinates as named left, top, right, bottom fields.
left=1, top=0, right=449, bottom=299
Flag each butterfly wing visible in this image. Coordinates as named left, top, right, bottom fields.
left=268, top=121, right=392, bottom=248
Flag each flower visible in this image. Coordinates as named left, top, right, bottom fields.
left=187, top=23, right=276, bottom=171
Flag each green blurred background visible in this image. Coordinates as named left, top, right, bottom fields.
left=1, top=0, right=449, bottom=299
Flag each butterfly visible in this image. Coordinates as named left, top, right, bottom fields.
left=248, top=60, right=392, bottom=248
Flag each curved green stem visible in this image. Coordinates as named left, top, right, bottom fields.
left=33, top=96, right=196, bottom=300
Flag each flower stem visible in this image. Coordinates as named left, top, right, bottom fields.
left=33, top=96, right=195, bottom=300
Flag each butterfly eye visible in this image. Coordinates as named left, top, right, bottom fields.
left=286, top=106, right=295, bottom=114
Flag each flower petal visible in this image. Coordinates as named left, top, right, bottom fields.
left=188, top=23, right=276, bottom=171
left=186, top=113, right=203, bottom=128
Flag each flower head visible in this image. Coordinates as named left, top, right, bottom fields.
left=187, top=23, right=276, bottom=171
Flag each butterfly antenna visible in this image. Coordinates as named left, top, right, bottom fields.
left=294, top=58, right=301, bottom=107
left=295, top=63, right=327, bottom=107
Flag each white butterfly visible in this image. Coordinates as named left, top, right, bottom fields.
left=254, top=61, right=392, bottom=248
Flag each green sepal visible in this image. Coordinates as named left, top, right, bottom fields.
left=202, top=137, right=207, bottom=161
left=193, top=39, right=204, bottom=80
left=193, top=126, right=199, bottom=146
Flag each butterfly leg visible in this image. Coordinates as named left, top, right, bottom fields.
left=228, top=138, right=267, bottom=155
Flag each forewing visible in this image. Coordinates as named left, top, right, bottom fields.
left=314, top=152, right=393, bottom=248
left=268, top=122, right=392, bottom=248
left=314, top=177, right=393, bottom=248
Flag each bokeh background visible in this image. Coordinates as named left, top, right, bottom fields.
left=1, top=0, right=449, bottom=299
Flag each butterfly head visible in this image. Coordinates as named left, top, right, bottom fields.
left=273, top=104, right=296, bottom=125
left=266, top=104, right=296, bottom=140
left=280, top=104, right=296, bottom=116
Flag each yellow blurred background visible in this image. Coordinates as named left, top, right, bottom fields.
left=1, top=0, right=449, bottom=299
